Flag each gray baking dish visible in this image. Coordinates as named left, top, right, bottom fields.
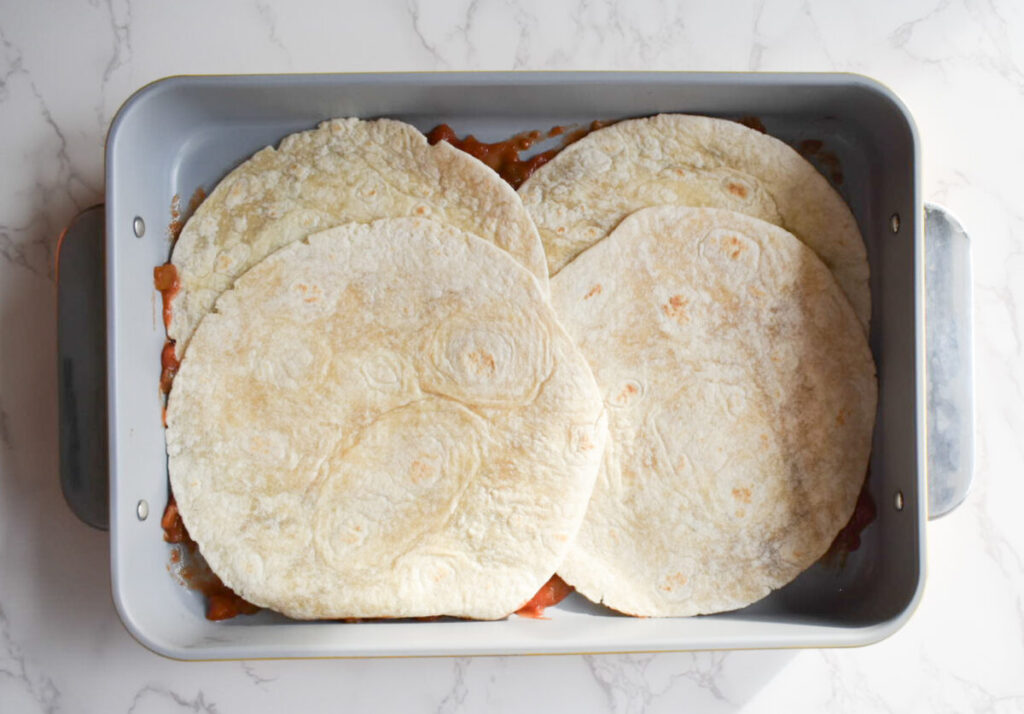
left=56, top=72, right=974, bottom=659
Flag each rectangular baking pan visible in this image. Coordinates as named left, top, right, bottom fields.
left=58, top=72, right=974, bottom=659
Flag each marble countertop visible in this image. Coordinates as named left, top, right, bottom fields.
left=2, top=0, right=1022, bottom=711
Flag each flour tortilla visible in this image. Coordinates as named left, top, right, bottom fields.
left=168, top=118, right=548, bottom=357
left=165, top=217, right=606, bottom=620
left=551, top=206, right=876, bottom=617
left=520, top=114, right=870, bottom=330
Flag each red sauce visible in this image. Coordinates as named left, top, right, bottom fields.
left=159, top=186, right=261, bottom=622
left=737, top=115, right=768, bottom=134
left=160, top=495, right=189, bottom=544
left=167, top=187, right=207, bottom=243
left=154, top=263, right=181, bottom=396
left=153, top=263, right=179, bottom=331
left=162, top=496, right=261, bottom=620
left=168, top=194, right=182, bottom=241
left=427, top=120, right=612, bottom=189
left=822, top=478, right=877, bottom=567
left=159, top=340, right=179, bottom=396
left=798, top=139, right=844, bottom=186
left=516, top=575, right=574, bottom=619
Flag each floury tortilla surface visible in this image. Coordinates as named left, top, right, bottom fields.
left=551, top=206, right=876, bottom=617
left=519, top=113, right=871, bottom=331
left=165, top=218, right=606, bottom=620
left=168, top=117, right=548, bottom=358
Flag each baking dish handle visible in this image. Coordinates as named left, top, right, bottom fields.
left=53, top=202, right=974, bottom=527
left=924, top=202, right=975, bottom=519
left=57, top=204, right=109, bottom=530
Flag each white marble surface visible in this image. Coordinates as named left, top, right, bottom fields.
left=1, top=0, right=1022, bottom=711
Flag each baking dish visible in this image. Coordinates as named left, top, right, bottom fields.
left=56, top=72, right=974, bottom=659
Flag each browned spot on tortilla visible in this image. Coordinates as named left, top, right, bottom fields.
left=614, top=383, right=639, bottom=405
left=727, top=235, right=745, bottom=259
left=468, top=349, right=496, bottom=375
left=577, top=432, right=595, bottom=451
left=662, top=294, right=689, bottom=322
left=736, top=509, right=746, bottom=518
left=664, top=572, right=688, bottom=592
left=584, top=284, right=603, bottom=300
left=410, top=459, right=434, bottom=483
left=295, top=283, right=322, bottom=303
left=732, top=486, right=752, bottom=504
left=415, top=205, right=428, bottom=215
left=709, top=284, right=739, bottom=312
left=727, top=182, right=749, bottom=198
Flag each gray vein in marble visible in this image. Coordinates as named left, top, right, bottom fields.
left=972, top=481, right=1024, bottom=650
left=818, top=650, right=895, bottom=713
left=0, top=604, right=62, bottom=714
left=0, top=26, right=97, bottom=280
left=90, top=0, right=133, bottom=135
left=748, top=0, right=767, bottom=70
left=585, top=653, right=732, bottom=714
left=968, top=0, right=1024, bottom=95
left=922, top=653, right=1024, bottom=710
left=799, top=0, right=838, bottom=69
left=452, top=0, right=483, bottom=66
left=255, top=1, right=292, bottom=65
left=435, top=657, right=470, bottom=714
left=126, top=685, right=220, bottom=714
left=405, top=0, right=449, bottom=67
left=887, top=0, right=953, bottom=76
left=973, top=183, right=1024, bottom=392
left=497, top=0, right=535, bottom=70
left=98, top=0, right=132, bottom=85
left=240, top=661, right=276, bottom=689
left=547, top=0, right=677, bottom=68
left=679, top=652, right=729, bottom=702
left=0, top=225, right=51, bottom=279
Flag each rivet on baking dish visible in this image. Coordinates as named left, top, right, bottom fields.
left=889, top=213, right=900, bottom=234
left=133, top=216, right=145, bottom=238
left=137, top=499, right=149, bottom=520
left=893, top=490, right=904, bottom=511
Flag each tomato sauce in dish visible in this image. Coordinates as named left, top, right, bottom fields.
left=798, top=139, right=844, bottom=186
left=167, top=187, right=207, bottom=243
left=154, top=263, right=181, bottom=404
left=153, top=263, right=179, bottom=333
left=736, top=115, right=768, bottom=134
left=822, top=479, right=877, bottom=567
left=427, top=120, right=613, bottom=189
left=158, top=187, right=263, bottom=622
left=516, top=575, right=575, bottom=619
left=154, top=120, right=864, bottom=622
left=162, top=496, right=261, bottom=621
